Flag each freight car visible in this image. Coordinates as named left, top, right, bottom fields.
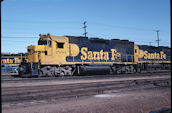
left=18, top=33, right=171, bottom=77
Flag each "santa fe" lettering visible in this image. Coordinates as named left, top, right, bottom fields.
left=80, top=47, right=121, bottom=61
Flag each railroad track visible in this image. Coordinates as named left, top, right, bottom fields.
left=2, top=75, right=171, bottom=108
left=1, top=70, right=170, bottom=81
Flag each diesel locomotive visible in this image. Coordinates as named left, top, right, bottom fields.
left=18, top=33, right=171, bottom=77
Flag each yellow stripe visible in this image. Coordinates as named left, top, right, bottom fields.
left=138, top=61, right=171, bottom=63
left=41, top=62, right=137, bottom=65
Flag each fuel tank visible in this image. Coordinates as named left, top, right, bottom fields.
left=79, top=64, right=111, bottom=75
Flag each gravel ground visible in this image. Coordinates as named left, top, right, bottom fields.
left=2, top=75, right=170, bottom=88
left=2, top=73, right=171, bottom=113
left=2, top=87, right=170, bottom=113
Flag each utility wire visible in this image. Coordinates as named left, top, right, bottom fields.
left=2, top=39, right=36, bottom=43
left=3, top=20, right=170, bottom=33
left=2, top=36, right=38, bottom=38
left=2, top=20, right=82, bottom=24
left=90, top=22, right=156, bottom=32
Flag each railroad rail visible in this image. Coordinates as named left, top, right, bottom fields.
left=1, top=70, right=170, bottom=81
left=2, top=73, right=171, bottom=110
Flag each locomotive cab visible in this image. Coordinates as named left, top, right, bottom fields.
left=27, top=34, right=52, bottom=63
left=18, top=34, right=75, bottom=77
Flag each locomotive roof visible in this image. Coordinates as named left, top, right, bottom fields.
left=50, top=36, right=68, bottom=42
left=137, top=45, right=170, bottom=49
left=40, top=34, right=170, bottom=48
left=66, top=35, right=134, bottom=44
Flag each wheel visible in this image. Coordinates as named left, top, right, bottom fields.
left=137, top=68, right=141, bottom=73
left=60, top=71, right=65, bottom=76
left=117, top=69, right=121, bottom=74
left=38, top=70, right=44, bottom=77
left=19, top=71, right=24, bottom=77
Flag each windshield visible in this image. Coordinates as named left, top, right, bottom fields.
left=38, top=41, right=47, bottom=45
left=38, top=40, right=51, bottom=46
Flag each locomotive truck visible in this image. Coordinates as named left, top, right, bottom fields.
left=18, top=33, right=171, bottom=77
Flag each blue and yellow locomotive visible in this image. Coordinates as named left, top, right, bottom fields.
left=18, top=33, right=171, bottom=77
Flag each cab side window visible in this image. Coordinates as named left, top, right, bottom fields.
left=48, top=41, right=51, bottom=47
left=135, top=49, right=138, bottom=53
left=135, top=49, right=137, bottom=53
left=57, top=42, right=64, bottom=48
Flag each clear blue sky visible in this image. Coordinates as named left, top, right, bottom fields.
left=1, top=0, right=171, bottom=53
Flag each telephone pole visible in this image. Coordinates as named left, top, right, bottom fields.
left=83, top=21, right=87, bottom=37
left=155, top=30, right=160, bottom=47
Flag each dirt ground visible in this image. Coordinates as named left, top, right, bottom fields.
left=2, top=87, right=171, bottom=113
left=2, top=75, right=169, bottom=88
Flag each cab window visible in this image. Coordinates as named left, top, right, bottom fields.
left=38, top=41, right=47, bottom=45
left=48, top=40, right=51, bottom=47
left=57, top=42, right=64, bottom=48
left=28, top=49, right=31, bottom=52
left=135, top=49, right=137, bottom=53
